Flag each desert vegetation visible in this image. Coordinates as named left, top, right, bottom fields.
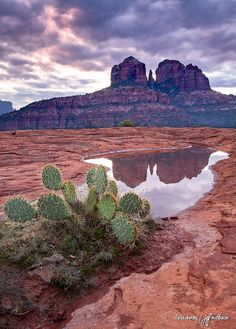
left=119, top=119, right=134, bottom=127
left=0, top=164, right=158, bottom=292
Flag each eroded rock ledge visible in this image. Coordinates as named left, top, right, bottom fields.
left=0, top=128, right=235, bottom=328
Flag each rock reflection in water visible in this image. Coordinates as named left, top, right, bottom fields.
left=84, top=147, right=228, bottom=217
left=112, top=147, right=212, bottom=187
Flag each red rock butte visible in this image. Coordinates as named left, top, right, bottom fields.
left=111, top=56, right=147, bottom=86
left=0, top=56, right=235, bottom=130
left=111, top=56, right=210, bottom=92
left=155, top=59, right=211, bottom=91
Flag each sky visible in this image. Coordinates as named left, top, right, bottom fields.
left=0, top=0, right=235, bottom=109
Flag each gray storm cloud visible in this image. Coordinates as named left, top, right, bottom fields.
left=0, top=0, right=235, bottom=108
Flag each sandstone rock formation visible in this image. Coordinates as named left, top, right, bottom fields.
left=111, top=56, right=147, bottom=86
left=0, top=128, right=235, bottom=328
left=0, top=56, right=235, bottom=130
left=147, top=69, right=155, bottom=88
left=155, top=59, right=211, bottom=92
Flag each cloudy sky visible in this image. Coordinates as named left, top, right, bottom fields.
left=0, top=0, right=235, bottom=109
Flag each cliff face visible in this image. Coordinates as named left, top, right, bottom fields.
left=111, top=56, right=147, bottom=86
left=0, top=86, right=182, bottom=130
left=0, top=56, right=235, bottom=130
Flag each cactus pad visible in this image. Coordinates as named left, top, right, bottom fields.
left=42, top=165, right=62, bottom=190
left=86, top=167, right=96, bottom=187
left=111, top=215, right=137, bottom=245
left=139, top=199, right=151, bottom=217
left=38, top=194, right=71, bottom=220
left=85, top=187, right=98, bottom=214
left=86, top=166, right=107, bottom=194
left=94, top=165, right=107, bottom=194
left=62, top=181, right=77, bottom=204
left=119, top=192, right=142, bottom=214
left=4, top=197, right=36, bottom=222
left=97, top=193, right=117, bottom=220
left=105, top=180, right=118, bottom=197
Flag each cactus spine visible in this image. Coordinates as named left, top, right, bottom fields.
left=42, top=165, right=62, bottom=190
left=111, top=215, right=137, bottom=246
left=4, top=197, right=36, bottom=222
left=119, top=192, right=142, bottom=214
left=62, top=181, right=77, bottom=204
left=86, top=165, right=108, bottom=195
left=105, top=180, right=118, bottom=197
left=38, top=194, right=71, bottom=220
left=97, top=193, right=117, bottom=220
left=86, top=167, right=96, bottom=187
left=94, top=165, right=107, bottom=194
left=139, top=199, right=151, bottom=217
left=85, top=187, right=98, bottom=215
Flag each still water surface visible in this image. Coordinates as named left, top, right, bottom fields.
left=84, top=147, right=228, bottom=217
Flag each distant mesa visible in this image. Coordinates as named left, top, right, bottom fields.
left=0, top=100, right=14, bottom=115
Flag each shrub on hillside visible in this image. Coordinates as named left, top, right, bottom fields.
left=119, top=119, right=134, bottom=127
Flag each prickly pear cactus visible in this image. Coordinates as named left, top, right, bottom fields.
left=105, top=180, right=118, bottom=197
left=86, top=167, right=97, bottom=187
left=94, top=165, right=107, bottom=194
left=85, top=187, right=98, bottom=215
left=119, top=192, right=142, bottom=214
left=4, top=197, right=36, bottom=222
left=97, top=193, right=117, bottom=220
left=111, top=215, right=137, bottom=245
left=62, top=181, right=77, bottom=204
left=42, top=165, right=62, bottom=190
left=38, top=194, right=71, bottom=220
left=139, top=199, right=151, bottom=218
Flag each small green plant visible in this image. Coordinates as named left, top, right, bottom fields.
left=119, top=119, right=134, bottom=127
left=51, top=265, right=84, bottom=291
left=38, top=194, right=71, bottom=220
left=93, top=251, right=113, bottom=265
left=4, top=163, right=153, bottom=253
left=111, top=215, right=137, bottom=245
left=62, top=181, right=77, bottom=204
left=60, top=235, right=80, bottom=254
left=4, top=197, right=36, bottom=222
left=42, top=165, right=62, bottom=190
left=2, top=162, right=158, bottom=293
left=119, top=192, right=142, bottom=214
